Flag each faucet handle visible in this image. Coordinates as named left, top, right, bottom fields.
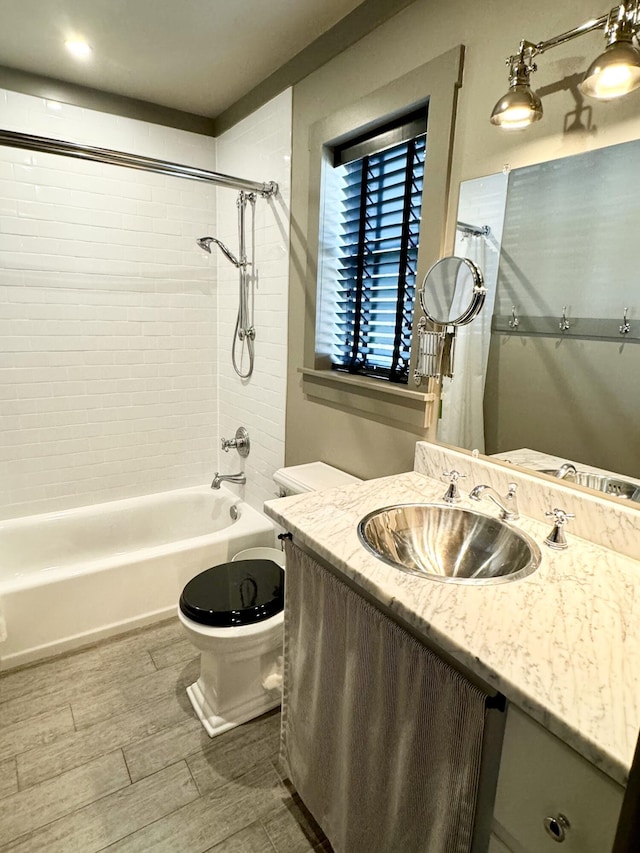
left=504, top=483, right=519, bottom=518
left=220, top=427, right=250, bottom=457
left=442, top=470, right=466, bottom=503
left=544, top=507, right=575, bottom=550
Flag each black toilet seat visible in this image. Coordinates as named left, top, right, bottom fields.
left=179, top=559, right=284, bottom=627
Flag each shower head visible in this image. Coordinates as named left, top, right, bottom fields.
left=196, top=236, right=241, bottom=268
left=197, top=236, right=213, bottom=253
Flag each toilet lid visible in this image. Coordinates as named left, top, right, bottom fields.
left=179, top=559, right=284, bottom=627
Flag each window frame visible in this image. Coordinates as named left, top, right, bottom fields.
left=330, top=126, right=427, bottom=384
left=301, top=46, right=464, bottom=430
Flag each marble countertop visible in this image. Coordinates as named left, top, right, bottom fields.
left=492, top=447, right=640, bottom=492
left=265, top=470, right=640, bottom=788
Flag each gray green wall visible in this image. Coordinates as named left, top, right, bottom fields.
left=285, top=0, right=640, bottom=479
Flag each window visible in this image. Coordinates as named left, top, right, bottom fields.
left=329, top=112, right=427, bottom=384
left=300, top=47, right=463, bottom=433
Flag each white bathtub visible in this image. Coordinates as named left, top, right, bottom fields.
left=0, top=486, right=276, bottom=670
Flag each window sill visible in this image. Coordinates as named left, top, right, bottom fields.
left=300, top=368, right=436, bottom=432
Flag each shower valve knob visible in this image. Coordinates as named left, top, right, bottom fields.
left=220, top=427, right=250, bottom=458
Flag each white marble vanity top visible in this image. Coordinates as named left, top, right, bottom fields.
left=492, top=447, right=640, bottom=493
left=265, top=467, right=640, bottom=788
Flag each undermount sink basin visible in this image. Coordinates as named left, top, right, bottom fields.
left=538, top=470, right=640, bottom=502
left=358, top=503, right=541, bottom=585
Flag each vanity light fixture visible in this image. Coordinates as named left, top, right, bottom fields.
left=491, top=1, right=640, bottom=129
left=64, top=39, right=93, bottom=60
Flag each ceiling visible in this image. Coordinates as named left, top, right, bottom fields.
left=0, top=0, right=367, bottom=118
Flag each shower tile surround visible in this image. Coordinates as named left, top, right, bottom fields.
left=215, top=91, right=291, bottom=513
left=0, top=88, right=217, bottom=519
left=0, top=87, right=291, bottom=520
left=265, top=441, right=640, bottom=787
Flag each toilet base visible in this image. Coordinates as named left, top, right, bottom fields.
left=186, top=678, right=281, bottom=737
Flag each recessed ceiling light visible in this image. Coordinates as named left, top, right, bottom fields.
left=65, top=39, right=92, bottom=60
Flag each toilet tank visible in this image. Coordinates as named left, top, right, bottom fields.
left=273, top=462, right=362, bottom=497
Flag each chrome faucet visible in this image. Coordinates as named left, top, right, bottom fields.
left=544, top=507, right=575, bottom=550
left=211, top=472, right=246, bottom=490
left=442, top=470, right=466, bottom=503
left=552, top=463, right=577, bottom=481
left=469, top=483, right=519, bottom=520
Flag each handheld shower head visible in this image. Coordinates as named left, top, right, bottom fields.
left=197, top=236, right=213, bottom=253
left=196, top=236, right=241, bottom=267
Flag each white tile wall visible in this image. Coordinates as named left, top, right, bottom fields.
left=0, top=88, right=292, bottom=521
left=0, top=89, right=219, bottom=519
left=215, top=90, right=292, bottom=513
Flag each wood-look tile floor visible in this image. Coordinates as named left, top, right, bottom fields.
left=0, top=619, right=331, bottom=853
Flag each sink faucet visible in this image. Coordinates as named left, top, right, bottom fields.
left=469, top=483, right=519, bottom=520
left=211, top=472, right=246, bottom=490
left=552, top=462, right=577, bottom=481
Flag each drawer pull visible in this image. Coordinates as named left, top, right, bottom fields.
left=543, top=814, right=570, bottom=842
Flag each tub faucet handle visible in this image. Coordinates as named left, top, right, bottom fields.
left=442, top=470, right=466, bottom=503
left=220, top=426, right=250, bottom=458
left=544, top=507, right=575, bottom=550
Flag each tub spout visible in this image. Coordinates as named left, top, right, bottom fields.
left=211, top=472, right=246, bottom=490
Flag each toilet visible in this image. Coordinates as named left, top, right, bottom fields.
left=178, top=462, right=362, bottom=737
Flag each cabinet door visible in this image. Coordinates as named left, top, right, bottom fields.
left=493, top=706, right=624, bottom=853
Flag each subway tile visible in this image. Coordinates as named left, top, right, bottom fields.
left=0, top=84, right=290, bottom=518
left=0, top=750, right=130, bottom=846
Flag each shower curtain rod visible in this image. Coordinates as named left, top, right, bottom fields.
left=456, top=220, right=490, bottom=238
left=0, top=129, right=278, bottom=196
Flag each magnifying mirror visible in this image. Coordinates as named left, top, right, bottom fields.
left=419, top=256, right=486, bottom=326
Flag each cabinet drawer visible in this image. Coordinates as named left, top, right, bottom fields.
left=493, top=706, right=624, bottom=853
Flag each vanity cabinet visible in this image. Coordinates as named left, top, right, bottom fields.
left=491, top=706, right=624, bottom=853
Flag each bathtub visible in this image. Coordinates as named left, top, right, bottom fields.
left=0, top=486, right=276, bottom=670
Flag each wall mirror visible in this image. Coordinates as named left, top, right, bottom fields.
left=419, top=257, right=486, bottom=327
left=438, top=137, right=640, bottom=503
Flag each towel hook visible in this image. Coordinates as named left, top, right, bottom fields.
left=508, top=306, right=519, bottom=330
left=619, top=307, right=631, bottom=335
left=559, top=306, right=570, bottom=332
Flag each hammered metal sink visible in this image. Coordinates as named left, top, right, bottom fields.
left=358, top=503, right=541, bottom=584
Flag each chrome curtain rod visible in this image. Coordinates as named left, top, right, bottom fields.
left=0, top=129, right=278, bottom=196
left=456, top=220, right=491, bottom=237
